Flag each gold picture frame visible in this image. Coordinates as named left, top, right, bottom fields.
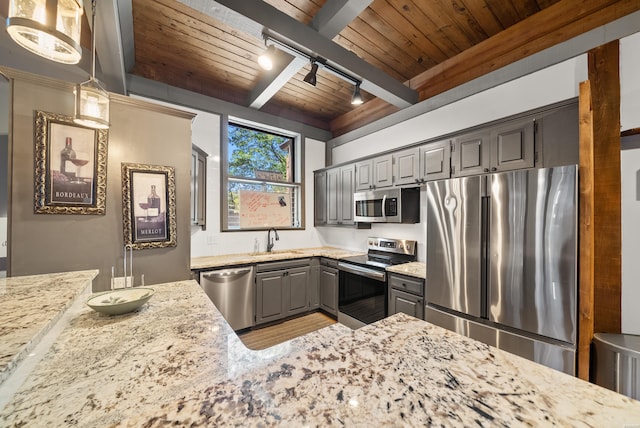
left=121, top=163, right=177, bottom=249
left=34, top=110, right=108, bottom=214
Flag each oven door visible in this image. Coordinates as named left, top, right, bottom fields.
left=337, top=262, right=387, bottom=329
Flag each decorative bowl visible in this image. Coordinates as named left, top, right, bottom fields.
left=87, top=287, right=155, bottom=315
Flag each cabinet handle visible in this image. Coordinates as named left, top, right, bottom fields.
left=491, top=167, right=497, bottom=172
left=484, top=168, right=489, bottom=172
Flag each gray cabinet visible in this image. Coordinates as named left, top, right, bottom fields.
left=355, top=154, right=393, bottom=190
left=452, top=118, right=535, bottom=177
left=309, top=258, right=320, bottom=310
left=420, top=140, right=451, bottom=182
left=395, top=140, right=451, bottom=185
left=388, top=273, right=424, bottom=319
left=191, top=146, right=207, bottom=229
left=314, top=171, right=327, bottom=226
left=327, top=164, right=355, bottom=225
left=255, top=270, right=286, bottom=324
left=255, top=259, right=311, bottom=325
left=319, top=258, right=339, bottom=316
left=394, top=147, right=420, bottom=185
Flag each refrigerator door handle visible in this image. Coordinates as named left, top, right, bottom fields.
left=481, top=193, right=489, bottom=319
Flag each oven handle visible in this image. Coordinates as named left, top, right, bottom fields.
left=338, top=262, right=386, bottom=282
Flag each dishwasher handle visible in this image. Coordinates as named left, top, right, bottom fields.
left=202, top=268, right=253, bottom=283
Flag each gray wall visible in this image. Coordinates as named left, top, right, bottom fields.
left=8, top=73, right=193, bottom=291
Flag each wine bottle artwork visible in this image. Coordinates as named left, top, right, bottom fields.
left=59, top=137, right=76, bottom=179
left=147, top=185, right=161, bottom=218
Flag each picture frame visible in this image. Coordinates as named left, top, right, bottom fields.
left=34, top=110, right=108, bottom=214
left=121, top=163, right=177, bottom=249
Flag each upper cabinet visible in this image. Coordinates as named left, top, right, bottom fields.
left=191, top=146, right=207, bottom=229
left=355, top=154, right=393, bottom=190
left=327, top=164, right=355, bottom=226
left=395, top=140, right=451, bottom=185
left=452, top=118, right=535, bottom=177
left=314, top=170, right=327, bottom=226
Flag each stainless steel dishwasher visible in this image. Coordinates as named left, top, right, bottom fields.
left=199, top=266, right=255, bottom=331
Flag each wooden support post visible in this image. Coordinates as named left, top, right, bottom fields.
left=577, top=40, right=621, bottom=381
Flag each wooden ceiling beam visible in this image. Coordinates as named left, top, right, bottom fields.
left=215, top=0, right=418, bottom=108
left=330, top=0, right=640, bottom=137
left=247, top=0, right=373, bottom=110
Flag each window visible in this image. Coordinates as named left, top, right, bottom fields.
left=222, top=118, right=303, bottom=231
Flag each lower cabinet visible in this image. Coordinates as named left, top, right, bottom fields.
left=255, top=259, right=311, bottom=325
left=388, top=273, right=424, bottom=320
left=319, top=259, right=339, bottom=316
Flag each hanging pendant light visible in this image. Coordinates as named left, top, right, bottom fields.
left=74, top=0, right=109, bottom=129
left=6, top=0, right=83, bottom=64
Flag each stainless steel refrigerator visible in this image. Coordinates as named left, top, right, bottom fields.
left=425, top=165, right=578, bottom=375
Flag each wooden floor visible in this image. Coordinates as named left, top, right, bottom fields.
left=238, top=312, right=336, bottom=350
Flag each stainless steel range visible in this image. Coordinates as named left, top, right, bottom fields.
left=337, top=237, right=417, bottom=329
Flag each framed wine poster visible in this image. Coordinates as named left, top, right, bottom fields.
left=121, top=163, right=176, bottom=249
left=34, top=110, right=108, bottom=214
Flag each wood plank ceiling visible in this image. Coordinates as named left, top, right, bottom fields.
left=130, top=0, right=640, bottom=137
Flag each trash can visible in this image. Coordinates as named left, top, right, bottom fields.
left=592, top=333, right=640, bottom=400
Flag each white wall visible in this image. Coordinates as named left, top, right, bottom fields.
left=621, top=144, right=640, bottom=335
left=621, top=32, right=640, bottom=131
left=190, top=112, right=325, bottom=257
left=332, top=56, right=587, bottom=164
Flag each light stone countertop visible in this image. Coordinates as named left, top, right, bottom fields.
left=0, top=270, right=98, bottom=386
left=2, top=278, right=640, bottom=427
left=386, top=261, right=426, bottom=279
left=190, top=246, right=365, bottom=270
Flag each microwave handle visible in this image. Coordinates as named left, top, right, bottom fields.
left=382, top=194, right=387, bottom=220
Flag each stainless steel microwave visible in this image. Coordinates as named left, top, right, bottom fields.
left=354, top=187, right=420, bottom=223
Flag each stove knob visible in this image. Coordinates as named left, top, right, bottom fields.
left=399, top=244, right=404, bottom=250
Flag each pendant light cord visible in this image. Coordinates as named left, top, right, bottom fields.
left=90, top=0, right=97, bottom=79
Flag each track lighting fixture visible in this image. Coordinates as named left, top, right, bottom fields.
left=6, top=0, right=83, bottom=64
left=257, top=33, right=364, bottom=106
left=303, top=61, right=318, bottom=86
left=351, top=83, right=363, bottom=105
left=258, top=45, right=276, bottom=71
left=73, top=0, right=109, bottom=129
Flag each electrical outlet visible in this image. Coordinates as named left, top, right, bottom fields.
left=111, top=276, right=133, bottom=289
left=206, top=235, right=216, bottom=245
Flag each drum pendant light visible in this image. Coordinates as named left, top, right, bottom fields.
left=6, top=0, right=83, bottom=64
left=73, top=0, right=109, bottom=129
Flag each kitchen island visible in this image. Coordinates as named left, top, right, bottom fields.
left=1, top=276, right=639, bottom=427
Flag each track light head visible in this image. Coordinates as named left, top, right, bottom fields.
left=303, top=62, right=318, bottom=86
left=351, top=83, right=364, bottom=105
left=258, top=45, right=276, bottom=71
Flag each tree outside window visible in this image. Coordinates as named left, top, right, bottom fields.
left=223, top=121, right=301, bottom=230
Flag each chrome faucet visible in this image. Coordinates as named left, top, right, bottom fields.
left=266, top=228, right=279, bottom=252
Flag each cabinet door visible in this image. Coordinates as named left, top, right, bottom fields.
left=314, top=171, right=327, bottom=226
left=451, top=131, right=490, bottom=177
left=373, top=154, right=393, bottom=188
left=339, top=165, right=355, bottom=225
left=326, top=168, right=339, bottom=225
left=490, top=119, right=535, bottom=172
left=394, top=147, right=420, bottom=185
left=309, top=264, right=320, bottom=310
left=420, top=140, right=451, bottom=182
left=355, top=159, right=373, bottom=191
left=320, top=266, right=338, bottom=315
left=255, top=271, right=285, bottom=324
left=389, top=288, right=424, bottom=319
left=286, top=266, right=310, bottom=316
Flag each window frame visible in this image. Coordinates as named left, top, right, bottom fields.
left=221, top=115, right=305, bottom=232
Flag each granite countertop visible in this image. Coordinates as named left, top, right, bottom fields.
left=386, top=261, right=426, bottom=279
left=190, top=246, right=365, bottom=270
left=2, top=278, right=640, bottom=427
left=0, top=270, right=98, bottom=386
